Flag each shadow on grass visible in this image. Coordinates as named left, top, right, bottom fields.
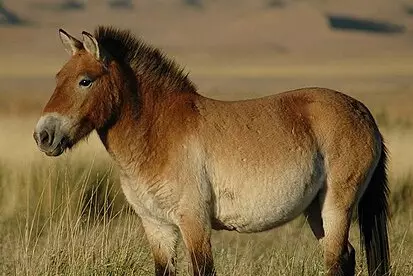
left=109, top=0, right=134, bottom=9
left=267, top=0, right=286, bottom=8
left=327, top=14, right=405, bottom=34
left=405, top=5, right=413, bottom=16
left=29, top=1, right=85, bottom=11
left=0, top=5, right=30, bottom=26
left=30, top=1, right=134, bottom=11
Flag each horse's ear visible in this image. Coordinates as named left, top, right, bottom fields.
left=59, top=29, right=82, bottom=56
left=82, top=31, right=101, bottom=61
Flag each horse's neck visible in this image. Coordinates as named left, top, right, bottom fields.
left=98, top=87, right=199, bottom=174
left=97, top=101, right=142, bottom=168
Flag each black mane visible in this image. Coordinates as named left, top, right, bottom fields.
left=94, top=26, right=197, bottom=93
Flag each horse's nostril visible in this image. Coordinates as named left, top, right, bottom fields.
left=39, top=130, right=50, bottom=146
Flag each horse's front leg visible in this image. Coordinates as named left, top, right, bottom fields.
left=177, top=209, right=216, bottom=276
left=141, top=217, right=179, bottom=276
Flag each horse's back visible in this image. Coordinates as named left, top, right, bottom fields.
left=197, top=87, right=380, bottom=165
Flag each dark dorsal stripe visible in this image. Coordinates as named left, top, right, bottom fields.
left=94, top=26, right=197, bottom=93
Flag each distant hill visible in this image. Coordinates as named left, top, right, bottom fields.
left=0, top=0, right=412, bottom=60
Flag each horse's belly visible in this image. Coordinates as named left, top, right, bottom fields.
left=212, top=170, right=324, bottom=233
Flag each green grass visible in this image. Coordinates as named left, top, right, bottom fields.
left=0, top=156, right=412, bottom=275
left=375, top=110, right=412, bottom=131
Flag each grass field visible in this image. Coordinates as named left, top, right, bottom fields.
left=1, top=61, right=413, bottom=275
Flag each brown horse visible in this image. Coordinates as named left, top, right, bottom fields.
left=33, top=27, right=390, bottom=276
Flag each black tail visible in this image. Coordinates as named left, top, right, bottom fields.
left=358, top=142, right=390, bottom=276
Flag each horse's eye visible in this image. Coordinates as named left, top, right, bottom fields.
left=79, top=79, right=92, bottom=87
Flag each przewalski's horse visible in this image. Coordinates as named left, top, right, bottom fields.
left=33, top=27, right=390, bottom=276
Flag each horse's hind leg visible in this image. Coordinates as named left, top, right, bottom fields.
left=305, top=192, right=356, bottom=276
left=322, top=208, right=355, bottom=276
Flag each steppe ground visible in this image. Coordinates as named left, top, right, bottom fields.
left=1, top=0, right=413, bottom=275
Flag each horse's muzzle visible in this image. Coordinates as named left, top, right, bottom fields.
left=33, top=114, right=69, bottom=157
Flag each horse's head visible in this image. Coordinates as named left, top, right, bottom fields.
left=34, top=29, right=121, bottom=156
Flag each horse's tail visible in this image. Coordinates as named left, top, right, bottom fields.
left=358, top=140, right=390, bottom=276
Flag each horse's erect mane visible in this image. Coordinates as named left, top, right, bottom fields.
left=94, top=26, right=197, bottom=93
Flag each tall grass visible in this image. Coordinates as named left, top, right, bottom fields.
left=0, top=154, right=412, bottom=275
left=0, top=158, right=153, bottom=275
